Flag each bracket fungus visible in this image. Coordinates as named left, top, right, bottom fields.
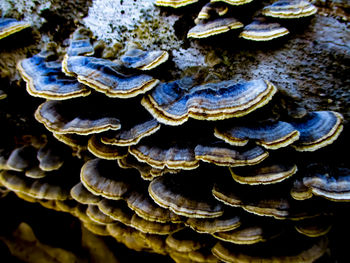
left=239, top=17, right=290, bottom=41
left=0, top=18, right=31, bottom=39
left=229, top=161, right=298, bottom=185
left=120, top=45, right=169, bottom=71
left=17, top=46, right=91, bottom=100
left=290, top=111, right=343, bottom=152
left=214, top=120, right=300, bottom=149
left=62, top=55, right=159, bottom=98
left=301, top=167, right=350, bottom=202
left=87, top=135, right=128, bottom=160
left=101, top=119, right=161, bottom=147
left=149, top=172, right=224, bottom=218
left=141, top=79, right=277, bottom=125
left=194, top=144, right=269, bottom=167
left=80, top=158, right=135, bottom=200
left=187, top=17, right=244, bottom=39
left=34, top=99, right=121, bottom=135
left=154, top=0, right=199, bottom=8
left=262, top=0, right=317, bottom=19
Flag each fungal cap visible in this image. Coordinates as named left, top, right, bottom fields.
left=63, top=56, right=159, bottom=98
left=239, top=18, right=289, bottom=41
left=0, top=18, right=31, bottom=39
left=120, top=48, right=169, bottom=70
left=262, top=0, right=317, bottom=19
left=187, top=18, right=243, bottom=39
left=154, top=0, right=199, bottom=8
left=291, top=111, right=343, bottom=152
left=142, top=79, right=277, bottom=126
left=230, top=163, right=298, bottom=185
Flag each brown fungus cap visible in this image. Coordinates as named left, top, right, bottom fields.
left=291, top=111, right=343, bottom=152
left=212, top=236, right=328, bottom=263
left=0, top=18, right=31, bottom=39
left=214, top=120, right=299, bottom=149
left=86, top=204, right=116, bottom=224
left=70, top=182, right=102, bottom=205
left=118, top=154, right=180, bottom=181
left=262, top=0, right=317, bottom=19
left=141, top=79, right=277, bottom=126
left=0, top=170, right=71, bottom=200
left=290, top=178, right=313, bottom=201
left=185, top=208, right=242, bottom=234
left=36, top=142, right=66, bottom=172
left=194, top=144, right=269, bottom=167
left=149, top=172, right=224, bottom=218
left=229, top=161, right=298, bottom=185
left=17, top=46, right=91, bottom=100
left=0, top=89, right=7, bottom=100
left=25, top=167, right=47, bottom=179
left=80, top=158, right=137, bottom=200
left=87, top=134, right=128, bottom=160
left=35, top=99, right=121, bottom=135
left=166, top=228, right=213, bottom=253
left=187, top=17, right=243, bottom=39
left=126, top=190, right=183, bottom=223
left=6, top=145, right=38, bottom=172
left=239, top=17, right=289, bottom=41
left=294, top=216, right=332, bottom=238
left=213, top=222, right=283, bottom=245
left=62, top=55, right=159, bottom=98
left=102, top=119, right=161, bottom=146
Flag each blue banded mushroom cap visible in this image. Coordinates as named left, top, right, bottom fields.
left=141, top=79, right=277, bottom=126
left=214, top=121, right=300, bottom=149
left=194, top=144, right=269, bottom=167
left=239, top=17, right=290, bottom=41
left=120, top=47, right=169, bottom=71
left=66, top=27, right=94, bottom=57
left=34, top=99, right=121, bottom=135
left=102, top=119, right=161, bottom=146
left=17, top=48, right=91, bottom=100
left=291, top=111, right=343, bottom=152
left=187, top=17, right=243, bottom=39
left=0, top=18, right=31, bottom=39
left=210, top=0, right=254, bottom=6
left=302, top=168, right=350, bottom=202
left=262, top=0, right=317, bottom=19
left=149, top=172, right=224, bottom=218
left=62, top=56, right=159, bottom=98
left=129, top=144, right=199, bottom=170
left=154, top=0, right=199, bottom=8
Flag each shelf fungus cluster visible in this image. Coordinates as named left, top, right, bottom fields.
left=0, top=25, right=345, bottom=263
left=155, top=0, right=317, bottom=41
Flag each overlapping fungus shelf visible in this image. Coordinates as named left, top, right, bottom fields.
left=141, top=78, right=277, bottom=125
left=0, top=18, right=31, bottom=39
left=17, top=45, right=91, bottom=100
